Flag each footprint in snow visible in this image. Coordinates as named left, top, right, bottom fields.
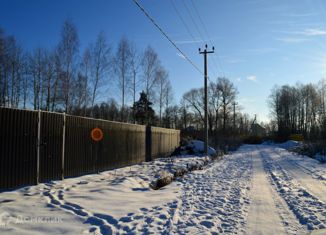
left=119, top=216, right=133, bottom=223
left=0, top=199, right=15, bottom=203
left=139, top=207, right=148, bottom=212
left=200, top=220, right=215, bottom=228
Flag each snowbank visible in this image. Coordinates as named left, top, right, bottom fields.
left=277, top=140, right=302, bottom=150
left=174, top=140, right=217, bottom=156
left=150, top=157, right=210, bottom=189
left=263, top=140, right=302, bottom=150
left=315, top=154, right=326, bottom=163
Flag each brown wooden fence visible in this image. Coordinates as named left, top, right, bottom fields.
left=151, top=126, right=180, bottom=159
left=0, top=107, right=180, bottom=189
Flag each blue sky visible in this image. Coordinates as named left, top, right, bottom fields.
left=1, top=0, right=326, bottom=122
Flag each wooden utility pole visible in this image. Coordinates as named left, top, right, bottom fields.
left=233, top=102, right=238, bottom=145
left=199, top=45, right=214, bottom=155
left=233, top=102, right=237, bottom=132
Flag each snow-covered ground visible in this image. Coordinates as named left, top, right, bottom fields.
left=0, top=144, right=325, bottom=234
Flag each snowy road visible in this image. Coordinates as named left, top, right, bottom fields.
left=1, top=145, right=326, bottom=234
left=245, top=150, right=285, bottom=235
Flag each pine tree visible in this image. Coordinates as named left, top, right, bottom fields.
left=132, top=91, right=155, bottom=125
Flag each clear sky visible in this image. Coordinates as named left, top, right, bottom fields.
left=1, top=0, right=326, bottom=122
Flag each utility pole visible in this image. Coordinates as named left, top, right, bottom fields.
left=233, top=102, right=237, bottom=132
left=199, top=44, right=214, bottom=156
left=232, top=102, right=237, bottom=145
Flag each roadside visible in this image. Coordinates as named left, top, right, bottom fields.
left=1, top=144, right=325, bottom=234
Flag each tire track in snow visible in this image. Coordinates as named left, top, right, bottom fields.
left=245, top=149, right=286, bottom=235
left=261, top=147, right=326, bottom=231
left=273, top=149, right=326, bottom=201
left=245, top=146, right=306, bottom=235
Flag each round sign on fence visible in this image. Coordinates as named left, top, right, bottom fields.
left=91, top=128, right=104, bottom=142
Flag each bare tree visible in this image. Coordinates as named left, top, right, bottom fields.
left=155, top=66, right=169, bottom=126
left=179, top=98, right=191, bottom=129
left=56, top=19, right=79, bottom=113
left=209, top=81, right=221, bottom=132
left=0, top=28, right=5, bottom=106
left=183, top=88, right=205, bottom=124
left=29, top=48, right=46, bottom=110
left=141, top=46, right=160, bottom=102
left=216, top=77, right=237, bottom=133
left=0, top=35, right=21, bottom=107
left=43, top=51, right=55, bottom=111
left=163, top=80, right=174, bottom=127
left=21, top=53, right=29, bottom=109
left=89, top=32, right=111, bottom=114
left=51, top=52, right=62, bottom=111
left=80, top=48, right=91, bottom=115
left=4, top=36, right=25, bottom=108
left=73, top=73, right=88, bottom=115
left=113, top=37, right=131, bottom=120
left=129, top=43, right=140, bottom=123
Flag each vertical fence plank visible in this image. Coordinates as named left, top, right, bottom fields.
left=38, top=112, right=63, bottom=182
left=36, top=110, right=41, bottom=184
left=0, top=108, right=4, bottom=188
left=61, top=113, right=66, bottom=180
left=146, top=126, right=152, bottom=162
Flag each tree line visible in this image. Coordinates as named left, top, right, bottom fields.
left=269, top=80, right=326, bottom=141
left=181, top=77, right=254, bottom=147
left=0, top=19, right=174, bottom=123
left=0, top=19, right=254, bottom=147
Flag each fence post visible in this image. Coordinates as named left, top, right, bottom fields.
left=61, top=113, right=66, bottom=180
left=36, top=109, right=41, bottom=184
left=145, top=125, right=152, bottom=162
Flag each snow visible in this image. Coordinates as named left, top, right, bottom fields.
left=261, top=147, right=326, bottom=231
left=171, top=149, right=252, bottom=234
left=315, top=154, right=326, bottom=163
left=177, top=140, right=217, bottom=156
left=246, top=149, right=286, bottom=235
left=1, top=144, right=325, bottom=234
left=188, top=140, right=217, bottom=156
left=263, top=140, right=302, bottom=150
left=0, top=156, right=206, bottom=234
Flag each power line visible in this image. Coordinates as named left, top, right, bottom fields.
left=132, top=0, right=203, bottom=75
left=190, top=0, right=211, bottom=43
left=170, top=0, right=217, bottom=82
left=181, top=0, right=206, bottom=44
left=181, top=0, right=220, bottom=79
left=169, top=0, right=200, bottom=48
left=189, top=0, right=226, bottom=78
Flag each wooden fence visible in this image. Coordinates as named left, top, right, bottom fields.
left=0, top=107, right=180, bottom=189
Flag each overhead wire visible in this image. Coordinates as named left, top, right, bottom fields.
left=189, top=0, right=226, bottom=78
left=132, top=0, right=204, bottom=76
left=169, top=0, right=201, bottom=49
left=180, top=0, right=220, bottom=80
left=169, top=0, right=215, bottom=84
left=181, top=0, right=207, bottom=43
left=169, top=0, right=217, bottom=86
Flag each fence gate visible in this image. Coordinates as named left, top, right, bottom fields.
left=39, top=112, right=63, bottom=182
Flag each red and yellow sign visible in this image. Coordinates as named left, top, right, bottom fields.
left=91, top=128, right=104, bottom=142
